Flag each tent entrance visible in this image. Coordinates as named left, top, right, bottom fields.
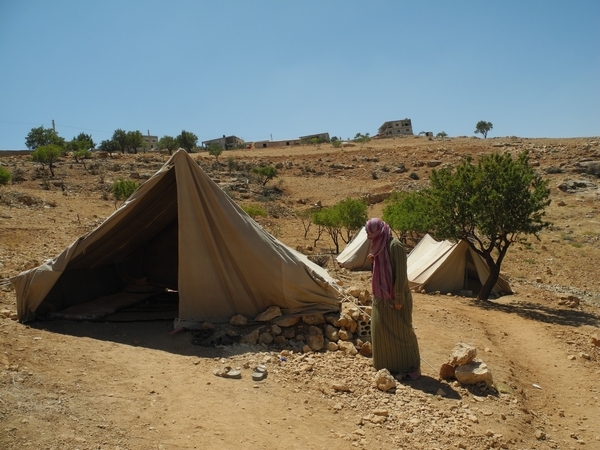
left=462, top=250, right=483, bottom=297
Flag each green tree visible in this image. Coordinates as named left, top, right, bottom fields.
left=112, top=129, right=128, bottom=154
left=331, top=136, right=342, bottom=148
left=436, top=131, right=448, bottom=138
left=474, top=121, right=493, bottom=138
left=126, top=130, right=144, bottom=154
left=66, top=133, right=94, bottom=168
left=72, top=132, right=95, bottom=150
left=312, top=206, right=342, bottom=253
left=207, top=143, right=223, bottom=162
left=252, top=166, right=278, bottom=186
left=336, top=197, right=368, bottom=243
left=25, top=126, right=65, bottom=150
left=426, top=150, right=551, bottom=300
left=158, top=135, right=179, bottom=155
left=312, top=198, right=367, bottom=253
left=383, top=190, right=433, bottom=242
left=0, top=166, right=11, bottom=186
left=111, top=178, right=139, bottom=209
left=177, top=130, right=198, bottom=153
left=31, top=144, right=62, bottom=177
left=353, top=132, right=371, bottom=146
left=98, top=139, right=120, bottom=157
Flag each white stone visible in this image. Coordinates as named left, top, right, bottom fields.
left=454, top=359, right=493, bottom=387
left=449, top=342, right=477, bottom=366
left=338, top=341, right=358, bottom=356
left=374, top=369, right=396, bottom=392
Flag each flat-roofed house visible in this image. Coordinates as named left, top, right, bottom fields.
left=378, top=119, right=413, bottom=137
left=142, top=131, right=159, bottom=151
left=202, top=135, right=245, bottom=150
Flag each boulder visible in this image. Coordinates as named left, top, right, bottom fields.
left=255, top=305, right=282, bottom=322
left=338, top=341, right=358, bottom=356
left=454, top=360, right=493, bottom=387
left=325, top=341, right=339, bottom=352
left=230, top=314, right=248, bottom=326
left=336, top=313, right=358, bottom=333
left=301, top=314, right=325, bottom=325
left=439, top=363, right=456, bottom=380
left=241, top=329, right=260, bottom=345
left=273, top=316, right=301, bottom=327
left=449, top=342, right=477, bottom=366
left=258, top=332, right=274, bottom=345
left=591, top=333, right=600, bottom=347
left=338, top=329, right=353, bottom=341
left=325, top=325, right=339, bottom=342
left=374, top=369, right=396, bottom=392
left=306, top=334, right=324, bottom=352
left=308, top=325, right=323, bottom=336
left=359, top=341, right=372, bottom=357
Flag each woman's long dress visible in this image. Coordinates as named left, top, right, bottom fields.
left=371, top=239, right=420, bottom=373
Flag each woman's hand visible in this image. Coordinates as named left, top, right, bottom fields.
left=394, top=304, right=403, bottom=310
left=367, top=253, right=374, bottom=263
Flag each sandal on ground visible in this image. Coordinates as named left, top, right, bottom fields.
left=213, top=366, right=242, bottom=379
left=252, top=364, right=268, bottom=382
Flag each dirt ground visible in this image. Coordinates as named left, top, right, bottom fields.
left=1, top=136, right=599, bottom=450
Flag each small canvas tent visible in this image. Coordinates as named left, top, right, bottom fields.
left=11, top=150, right=341, bottom=324
left=407, top=234, right=512, bottom=297
left=335, top=227, right=372, bottom=271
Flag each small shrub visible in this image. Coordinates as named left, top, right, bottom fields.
left=0, top=166, right=11, bottom=185
left=111, top=178, right=139, bottom=208
left=242, top=203, right=267, bottom=218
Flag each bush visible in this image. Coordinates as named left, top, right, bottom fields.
left=252, top=166, right=278, bottom=186
left=242, top=203, right=267, bottom=218
left=0, top=166, right=11, bottom=185
left=111, top=178, right=139, bottom=208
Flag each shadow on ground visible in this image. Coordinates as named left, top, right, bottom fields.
left=29, top=319, right=246, bottom=358
left=397, top=375, right=462, bottom=400
left=470, top=299, right=600, bottom=327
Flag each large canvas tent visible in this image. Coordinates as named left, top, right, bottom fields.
left=335, top=227, right=372, bottom=271
left=407, top=234, right=512, bottom=297
left=11, top=150, right=341, bottom=324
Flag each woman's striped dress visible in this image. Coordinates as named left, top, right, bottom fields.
left=371, top=239, right=420, bottom=374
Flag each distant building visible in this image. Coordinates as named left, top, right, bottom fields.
left=253, top=139, right=301, bottom=149
left=378, top=119, right=413, bottom=137
left=142, top=131, right=159, bottom=150
left=253, top=132, right=330, bottom=149
left=202, top=135, right=245, bottom=150
left=299, top=132, right=330, bottom=143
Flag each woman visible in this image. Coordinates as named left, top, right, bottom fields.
left=366, top=218, right=420, bottom=379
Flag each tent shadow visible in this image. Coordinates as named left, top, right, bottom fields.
left=28, top=319, right=262, bottom=359
left=396, top=375, right=462, bottom=400
left=468, top=298, right=600, bottom=327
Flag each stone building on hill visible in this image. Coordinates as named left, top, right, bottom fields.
left=378, top=119, right=413, bottom=137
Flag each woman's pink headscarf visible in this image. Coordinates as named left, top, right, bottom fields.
left=366, top=218, right=394, bottom=302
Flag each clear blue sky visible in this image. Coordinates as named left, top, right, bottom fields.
left=1, top=1, right=598, bottom=149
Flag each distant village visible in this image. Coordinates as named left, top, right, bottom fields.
left=142, top=118, right=421, bottom=152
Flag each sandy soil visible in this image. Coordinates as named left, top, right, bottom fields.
left=1, top=136, right=599, bottom=449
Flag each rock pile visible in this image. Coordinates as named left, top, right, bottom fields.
left=439, top=342, right=494, bottom=388
left=194, top=301, right=373, bottom=356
